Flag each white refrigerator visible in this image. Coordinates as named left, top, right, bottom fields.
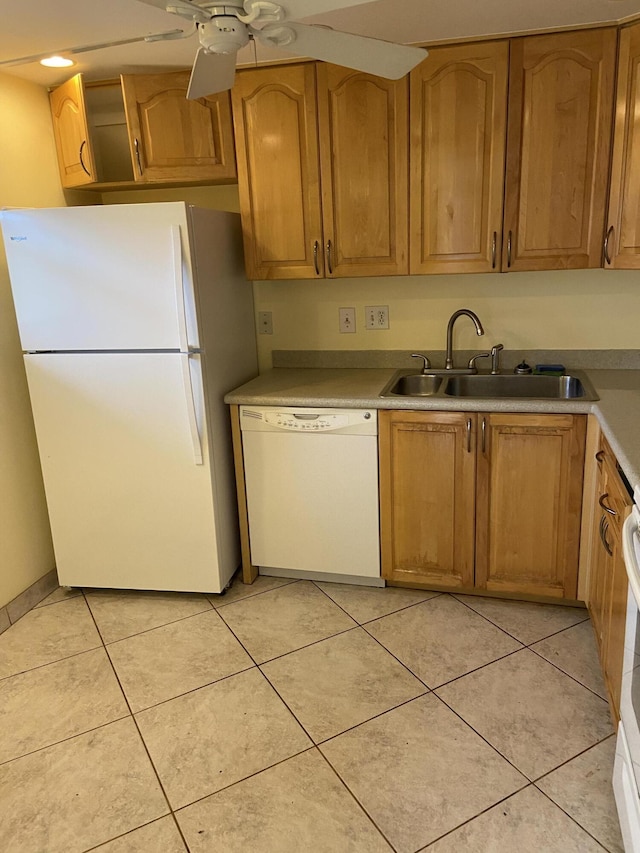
left=1, top=202, right=257, bottom=594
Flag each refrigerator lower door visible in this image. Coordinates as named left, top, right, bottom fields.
left=24, top=352, right=237, bottom=593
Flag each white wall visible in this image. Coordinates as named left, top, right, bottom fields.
left=0, top=71, right=62, bottom=607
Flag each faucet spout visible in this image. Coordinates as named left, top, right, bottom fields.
left=445, top=309, right=484, bottom=370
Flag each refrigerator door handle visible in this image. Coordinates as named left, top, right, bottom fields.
left=171, top=225, right=189, bottom=353
left=181, top=352, right=203, bottom=465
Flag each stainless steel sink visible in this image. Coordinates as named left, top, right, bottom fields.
left=444, top=373, right=595, bottom=399
left=380, top=369, right=599, bottom=401
left=385, top=374, right=443, bottom=396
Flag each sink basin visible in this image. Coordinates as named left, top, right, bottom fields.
left=384, top=373, right=443, bottom=396
left=380, top=369, right=599, bottom=400
left=443, top=373, right=595, bottom=400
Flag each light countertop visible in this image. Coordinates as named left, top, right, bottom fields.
left=225, top=367, right=640, bottom=491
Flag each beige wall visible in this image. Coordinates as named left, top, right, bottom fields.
left=0, top=72, right=62, bottom=607
left=253, top=269, right=640, bottom=371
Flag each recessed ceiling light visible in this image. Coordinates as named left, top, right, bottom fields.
left=40, top=56, right=74, bottom=68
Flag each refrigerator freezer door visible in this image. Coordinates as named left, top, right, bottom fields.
left=1, top=204, right=197, bottom=352
left=24, top=352, right=237, bottom=593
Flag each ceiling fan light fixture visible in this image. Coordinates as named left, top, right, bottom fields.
left=199, top=17, right=250, bottom=54
left=40, top=55, right=75, bottom=68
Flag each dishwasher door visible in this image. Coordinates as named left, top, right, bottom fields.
left=240, top=406, right=381, bottom=582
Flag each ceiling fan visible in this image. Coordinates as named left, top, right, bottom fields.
left=139, top=0, right=428, bottom=98
left=1, top=0, right=428, bottom=100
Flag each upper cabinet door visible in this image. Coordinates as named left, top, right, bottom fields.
left=231, top=64, right=324, bottom=280
left=316, top=64, right=409, bottom=277
left=503, top=29, right=617, bottom=272
left=606, top=23, right=640, bottom=269
left=49, top=74, right=96, bottom=188
left=120, top=71, right=236, bottom=184
left=409, top=41, right=508, bottom=274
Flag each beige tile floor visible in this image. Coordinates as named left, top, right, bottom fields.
left=0, top=576, right=625, bottom=853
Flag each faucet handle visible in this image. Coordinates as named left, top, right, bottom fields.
left=411, top=353, right=431, bottom=373
left=467, top=352, right=490, bottom=372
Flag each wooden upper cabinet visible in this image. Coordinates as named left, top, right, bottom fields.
left=606, top=22, right=640, bottom=269
left=231, top=61, right=408, bottom=280
left=409, top=41, right=508, bottom=274
left=316, top=64, right=408, bottom=277
left=475, top=413, right=586, bottom=599
left=49, top=74, right=96, bottom=188
left=120, top=71, right=236, bottom=184
left=379, top=410, right=476, bottom=589
left=232, top=64, right=323, bottom=280
left=503, top=29, right=617, bottom=271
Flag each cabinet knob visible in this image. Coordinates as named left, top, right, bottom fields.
left=313, top=240, right=320, bottom=276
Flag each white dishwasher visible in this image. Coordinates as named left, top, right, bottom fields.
left=240, top=406, right=382, bottom=585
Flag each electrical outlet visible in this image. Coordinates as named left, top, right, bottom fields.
left=258, top=311, right=273, bottom=335
left=339, top=307, right=356, bottom=333
left=365, top=305, right=389, bottom=330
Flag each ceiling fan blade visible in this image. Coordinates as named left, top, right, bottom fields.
left=135, top=0, right=212, bottom=23
left=259, top=22, right=428, bottom=79
left=187, top=48, right=237, bottom=99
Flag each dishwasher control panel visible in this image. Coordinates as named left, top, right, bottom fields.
left=240, top=407, right=377, bottom=436
left=264, top=413, right=349, bottom=431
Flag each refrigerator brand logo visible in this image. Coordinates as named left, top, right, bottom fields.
left=10, top=236, right=27, bottom=241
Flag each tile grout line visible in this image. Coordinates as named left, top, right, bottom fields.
left=210, top=576, right=299, bottom=610
left=81, top=590, right=191, bottom=853
left=310, top=579, right=444, bottom=629
left=533, top=781, right=613, bottom=852
left=79, top=814, right=188, bottom=853
left=314, top=747, right=401, bottom=852
left=526, top=643, right=612, bottom=706
left=416, top=782, right=536, bottom=850
left=452, top=592, right=591, bottom=646
left=85, top=594, right=215, bottom=646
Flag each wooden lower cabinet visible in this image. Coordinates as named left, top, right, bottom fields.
left=588, top=436, right=632, bottom=719
left=379, top=411, right=476, bottom=588
left=379, top=410, right=587, bottom=599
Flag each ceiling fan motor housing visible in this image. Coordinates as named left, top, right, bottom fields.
left=200, top=16, right=250, bottom=55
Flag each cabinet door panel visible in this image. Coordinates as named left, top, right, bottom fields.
left=606, top=22, right=640, bottom=269
left=49, top=74, right=96, bottom=187
left=476, top=414, right=586, bottom=598
left=410, top=41, right=508, bottom=274
left=121, top=71, right=236, bottom=183
left=379, top=411, right=475, bottom=588
left=503, top=29, right=616, bottom=271
left=317, top=65, right=408, bottom=276
left=232, top=65, right=323, bottom=280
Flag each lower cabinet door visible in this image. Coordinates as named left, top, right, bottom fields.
left=379, top=410, right=476, bottom=589
left=475, top=413, right=586, bottom=599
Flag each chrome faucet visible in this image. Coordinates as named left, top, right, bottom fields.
left=445, top=309, right=485, bottom=370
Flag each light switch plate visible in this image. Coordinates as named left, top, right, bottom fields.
left=339, top=307, right=356, bottom=333
left=258, top=311, right=273, bottom=334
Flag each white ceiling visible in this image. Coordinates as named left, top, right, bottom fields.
left=1, top=0, right=640, bottom=88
